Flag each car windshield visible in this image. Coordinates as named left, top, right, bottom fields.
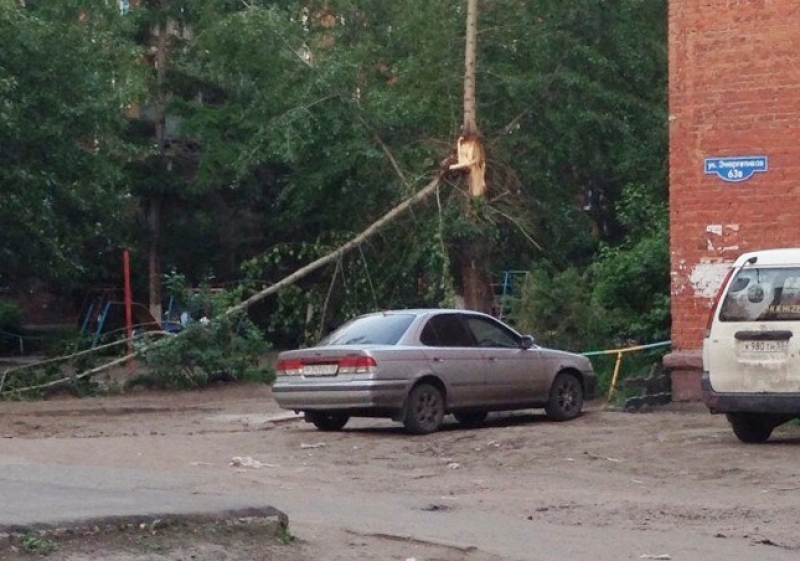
left=318, top=314, right=416, bottom=346
left=720, top=266, right=800, bottom=321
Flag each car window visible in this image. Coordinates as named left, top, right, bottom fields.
left=464, top=316, right=520, bottom=348
left=319, top=314, right=415, bottom=345
left=420, top=314, right=477, bottom=347
left=720, top=267, right=800, bottom=321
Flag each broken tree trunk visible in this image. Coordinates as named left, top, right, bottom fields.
left=452, top=0, right=486, bottom=198
left=449, top=0, right=493, bottom=314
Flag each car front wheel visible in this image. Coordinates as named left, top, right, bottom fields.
left=404, top=383, right=445, bottom=434
left=307, top=412, right=350, bottom=432
left=545, top=372, right=584, bottom=421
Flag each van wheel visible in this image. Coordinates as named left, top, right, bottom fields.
left=727, top=413, right=774, bottom=443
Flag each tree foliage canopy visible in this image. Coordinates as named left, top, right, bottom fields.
left=0, top=1, right=143, bottom=289
left=1, top=0, right=669, bottom=350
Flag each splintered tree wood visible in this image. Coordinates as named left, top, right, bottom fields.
left=450, top=136, right=486, bottom=197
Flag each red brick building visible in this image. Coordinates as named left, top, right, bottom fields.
left=667, top=1, right=800, bottom=398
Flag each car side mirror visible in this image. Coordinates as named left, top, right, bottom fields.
left=520, top=335, right=535, bottom=349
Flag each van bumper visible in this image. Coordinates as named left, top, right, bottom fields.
left=702, top=373, right=800, bottom=414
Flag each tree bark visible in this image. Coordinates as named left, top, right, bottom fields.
left=463, top=0, right=478, bottom=137
left=148, top=16, right=169, bottom=324
left=147, top=199, right=161, bottom=323
left=459, top=246, right=494, bottom=314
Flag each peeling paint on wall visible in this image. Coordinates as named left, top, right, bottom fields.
left=703, top=223, right=741, bottom=254
left=670, top=256, right=691, bottom=296
left=672, top=256, right=733, bottom=299
left=689, top=260, right=732, bottom=299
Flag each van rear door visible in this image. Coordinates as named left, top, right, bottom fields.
left=706, top=266, right=800, bottom=393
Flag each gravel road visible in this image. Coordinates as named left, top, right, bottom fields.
left=2, top=384, right=800, bottom=560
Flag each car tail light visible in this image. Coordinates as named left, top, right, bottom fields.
left=276, top=358, right=303, bottom=376
left=338, top=355, right=377, bottom=374
left=706, top=266, right=734, bottom=336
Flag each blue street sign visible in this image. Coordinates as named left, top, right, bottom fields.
left=704, top=156, right=768, bottom=183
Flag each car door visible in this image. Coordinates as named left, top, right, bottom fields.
left=462, top=315, right=548, bottom=406
left=419, top=313, right=487, bottom=408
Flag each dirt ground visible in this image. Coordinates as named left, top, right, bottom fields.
left=3, top=383, right=800, bottom=560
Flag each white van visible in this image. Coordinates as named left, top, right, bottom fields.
left=704, top=248, right=800, bottom=443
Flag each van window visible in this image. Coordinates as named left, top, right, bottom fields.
left=719, top=267, right=800, bottom=321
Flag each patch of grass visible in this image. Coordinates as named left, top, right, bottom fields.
left=277, top=523, right=296, bottom=545
left=21, top=534, right=57, bottom=556
left=5, top=518, right=301, bottom=560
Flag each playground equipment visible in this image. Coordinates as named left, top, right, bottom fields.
left=80, top=298, right=165, bottom=348
left=79, top=286, right=220, bottom=348
left=493, top=270, right=529, bottom=321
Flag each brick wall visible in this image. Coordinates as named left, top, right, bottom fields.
left=669, top=0, right=800, bottom=353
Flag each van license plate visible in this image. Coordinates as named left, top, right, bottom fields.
left=740, top=340, right=786, bottom=353
left=303, top=364, right=339, bottom=376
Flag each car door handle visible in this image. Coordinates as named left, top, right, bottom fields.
left=433, top=357, right=444, bottom=362
left=488, top=356, right=497, bottom=361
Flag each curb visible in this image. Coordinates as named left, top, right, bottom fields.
left=0, top=506, right=288, bottom=543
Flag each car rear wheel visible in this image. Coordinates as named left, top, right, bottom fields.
left=454, top=411, right=488, bottom=427
left=403, top=383, right=445, bottom=434
left=726, top=413, right=774, bottom=443
left=307, top=412, right=350, bottom=432
left=545, top=372, right=584, bottom=421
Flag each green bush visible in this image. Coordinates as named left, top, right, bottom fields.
left=141, top=314, right=272, bottom=389
left=0, top=299, right=22, bottom=332
left=510, top=267, right=608, bottom=353
left=0, top=299, right=23, bottom=354
left=588, top=183, right=671, bottom=344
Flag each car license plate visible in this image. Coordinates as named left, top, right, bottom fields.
left=303, top=363, right=339, bottom=376
left=740, top=340, right=787, bottom=353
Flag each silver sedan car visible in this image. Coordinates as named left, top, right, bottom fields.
left=272, top=309, right=596, bottom=434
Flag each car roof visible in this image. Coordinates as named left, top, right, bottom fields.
left=734, top=248, right=800, bottom=267
left=364, top=308, right=493, bottom=317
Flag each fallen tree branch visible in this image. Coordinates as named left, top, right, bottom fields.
left=6, top=354, right=134, bottom=395
left=0, top=331, right=173, bottom=397
left=222, top=172, right=445, bottom=317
